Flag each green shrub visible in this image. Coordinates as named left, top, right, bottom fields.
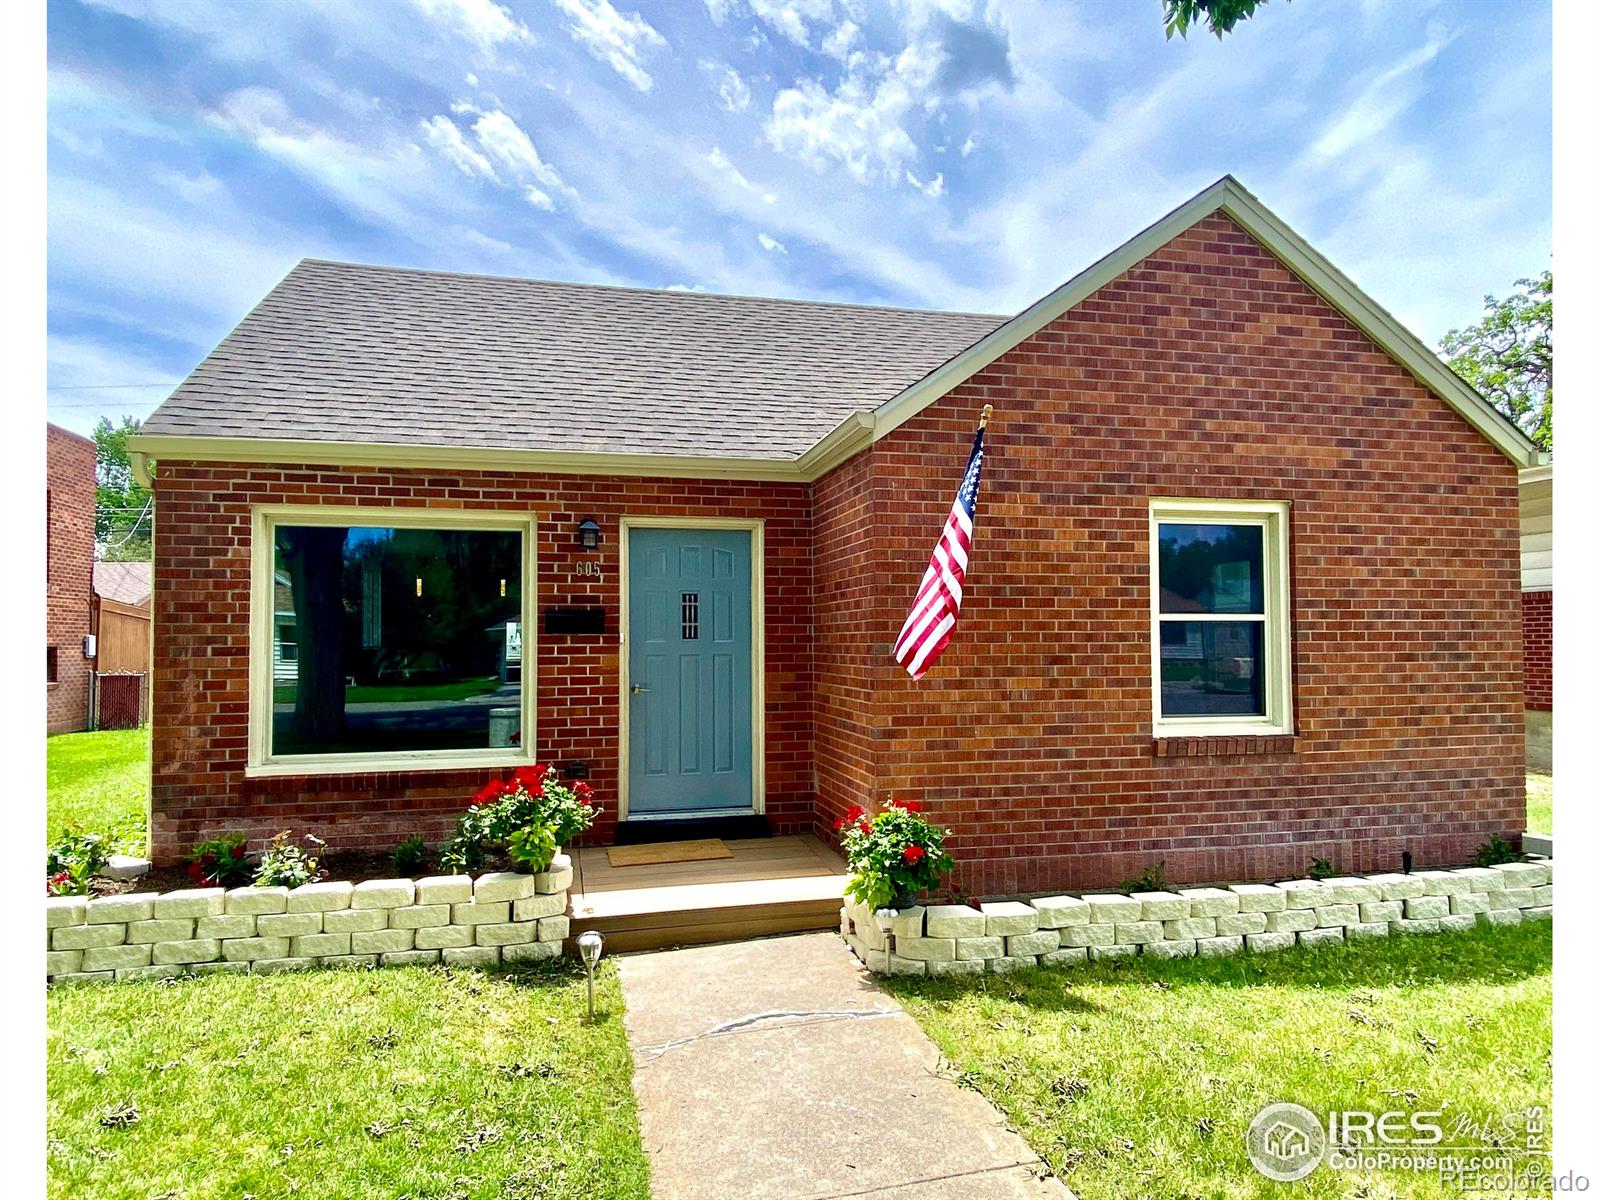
left=838, top=798, right=954, bottom=911
left=1118, top=861, right=1168, bottom=894
left=254, top=831, right=326, bottom=889
left=392, top=834, right=428, bottom=875
left=1307, top=856, right=1335, bottom=880
left=439, top=764, right=599, bottom=874
left=186, top=833, right=254, bottom=887
left=47, top=830, right=112, bottom=896
left=1472, top=834, right=1519, bottom=867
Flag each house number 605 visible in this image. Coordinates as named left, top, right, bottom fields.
left=574, top=561, right=603, bottom=578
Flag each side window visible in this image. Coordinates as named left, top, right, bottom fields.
left=1151, top=500, right=1291, bottom=736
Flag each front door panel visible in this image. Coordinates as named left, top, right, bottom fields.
left=628, top=527, right=754, bottom=815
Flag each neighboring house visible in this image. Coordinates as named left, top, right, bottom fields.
left=129, top=177, right=1544, bottom=891
left=1519, top=465, right=1552, bottom=771
left=46, top=424, right=95, bottom=734
left=92, top=560, right=152, bottom=728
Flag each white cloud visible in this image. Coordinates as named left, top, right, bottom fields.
left=821, top=19, right=859, bottom=60
left=757, top=232, right=787, bottom=254
left=959, top=133, right=977, bottom=156
left=703, top=0, right=736, bottom=25
left=471, top=109, right=569, bottom=198
left=1310, top=21, right=1455, bottom=160
left=410, top=0, right=533, bottom=55
left=905, top=168, right=944, bottom=197
left=707, top=146, right=778, bottom=203
left=748, top=0, right=836, bottom=48
left=764, top=43, right=939, bottom=183
left=701, top=61, right=752, bottom=112
left=420, top=114, right=498, bottom=180
left=552, top=0, right=668, bottom=92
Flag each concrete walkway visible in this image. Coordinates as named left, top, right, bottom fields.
left=617, top=932, right=1073, bottom=1200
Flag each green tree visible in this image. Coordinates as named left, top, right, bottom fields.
left=92, top=415, right=153, bottom=561
left=1440, top=272, right=1553, bottom=453
left=1163, top=0, right=1280, bottom=39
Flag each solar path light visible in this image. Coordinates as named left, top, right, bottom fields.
left=577, top=931, right=604, bottom=1021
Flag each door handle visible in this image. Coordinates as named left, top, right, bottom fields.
left=631, top=684, right=650, bottom=695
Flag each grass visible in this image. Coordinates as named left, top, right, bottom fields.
left=46, top=728, right=149, bottom=853
left=1527, top=772, right=1552, bottom=835
left=273, top=677, right=501, bottom=705
left=47, top=960, right=651, bottom=1200
left=888, top=921, right=1552, bottom=1200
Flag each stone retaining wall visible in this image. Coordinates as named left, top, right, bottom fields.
left=842, top=861, right=1554, bottom=977
left=46, top=857, right=574, bottom=985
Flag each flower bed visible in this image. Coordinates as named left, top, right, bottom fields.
left=46, top=858, right=574, bottom=986
left=841, top=860, right=1554, bottom=977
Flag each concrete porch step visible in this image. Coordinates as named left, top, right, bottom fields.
left=566, top=834, right=848, bottom=954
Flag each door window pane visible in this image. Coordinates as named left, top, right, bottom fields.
left=271, top=524, right=522, bottom=757
left=1158, top=523, right=1264, bottom=614
left=1158, top=621, right=1264, bottom=716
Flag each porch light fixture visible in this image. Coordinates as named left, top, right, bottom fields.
left=576, top=517, right=601, bottom=551
left=577, top=931, right=604, bottom=1021
left=415, top=577, right=423, bottom=597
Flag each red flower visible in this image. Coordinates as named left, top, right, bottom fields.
left=859, top=822, right=872, bottom=836
left=231, top=843, right=246, bottom=859
left=474, top=778, right=508, bottom=806
left=903, top=844, right=926, bottom=865
left=512, top=765, right=542, bottom=791
left=532, top=763, right=549, bottom=780
left=899, top=800, right=923, bottom=813
left=842, top=805, right=865, bottom=826
left=574, top=781, right=594, bottom=806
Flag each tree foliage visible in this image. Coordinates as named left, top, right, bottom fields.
left=1163, top=0, right=1279, bottom=39
left=92, top=415, right=153, bottom=561
left=1440, top=271, right=1553, bottom=453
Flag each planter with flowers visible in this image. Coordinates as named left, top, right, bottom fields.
left=440, top=763, right=599, bottom=875
left=837, top=797, right=955, bottom=913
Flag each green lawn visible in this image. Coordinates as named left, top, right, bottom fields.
left=48, top=960, right=651, bottom=1200
left=46, top=728, right=149, bottom=853
left=889, top=922, right=1552, bottom=1200
left=1527, top=772, right=1552, bottom=836
left=273, top=677, right=501, bottom=705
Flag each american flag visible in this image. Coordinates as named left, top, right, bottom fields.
left=893, top=413, right=988, bottom=679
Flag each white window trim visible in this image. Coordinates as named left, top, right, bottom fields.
left=247, top=504, right=537, bottom=778
left=1149, top=498, right=1293, bottom=739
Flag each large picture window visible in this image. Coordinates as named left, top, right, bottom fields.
left=251, top=509, right=534, bottom=773
left=1150, top=499, right=1292, bottom=737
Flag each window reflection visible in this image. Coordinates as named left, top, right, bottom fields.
left=271, top=525, right=522, bottom=756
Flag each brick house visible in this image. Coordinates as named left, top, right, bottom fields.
left=129, top=177, right=1543, bottom=892
left=47, top=424, right=96, bottom=734
left=1519, top=465, right=1552, bottom=771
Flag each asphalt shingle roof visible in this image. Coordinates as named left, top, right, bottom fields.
left=142, top=260, right=1008, bottom=462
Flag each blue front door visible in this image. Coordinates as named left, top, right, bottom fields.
left=627, top=527, right=755, bottom=816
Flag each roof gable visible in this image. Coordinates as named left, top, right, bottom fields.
left=868, top=176, right=1540, bottom=466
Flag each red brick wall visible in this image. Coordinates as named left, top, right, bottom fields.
left=812, top=213, right=1524, bottom=896
left=1522, top=590, right=1552, bottom=711
left=47, top=425, right=95, bottom=734
left=149, top=467, right=812, bottom=862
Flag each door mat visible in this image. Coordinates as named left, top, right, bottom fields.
left=606, top=839, right=734, bottom=868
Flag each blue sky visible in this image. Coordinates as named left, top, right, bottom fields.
left=46, top=0, right=1551, bottom=437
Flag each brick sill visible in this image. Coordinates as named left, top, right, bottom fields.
left=1154, top=735, right=1298, bottom=757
